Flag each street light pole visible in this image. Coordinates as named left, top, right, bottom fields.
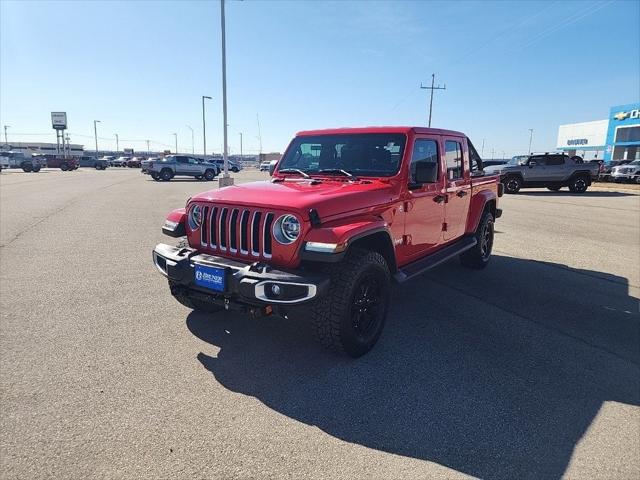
left=115, top=133, right=119, bottom=153
left=186, top=125, right=194, bottom=154
left=173, top=133, right=178, bottom=154
left=219, top=0, right=233, bottom=186
left=528, top=129, right=534, bottom=154
left=202, top=95, right=212, bottom=159
left=239, top=132, right=243, bottom=161
left=481, top=138, right=485, bottom=157
left=93, top=120, right=101, bottom=157
left=3, top=125, right=9, bottom=146
left=146, top=140, right=150, bottom=155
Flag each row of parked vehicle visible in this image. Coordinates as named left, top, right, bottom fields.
left=0, top=151, right=80, bottom=172
left=142, top=155, right=242, bottom=181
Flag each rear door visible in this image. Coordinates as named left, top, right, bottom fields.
left=174, top=156, right=189, bottom=174
left=443, top=138, right=471, bottom=240
left=545, top=154, right=566, bottom=181
left=401, top=136, right=446, bottom=260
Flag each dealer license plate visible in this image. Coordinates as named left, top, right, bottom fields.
left=194, top=264, right=226, bottom=292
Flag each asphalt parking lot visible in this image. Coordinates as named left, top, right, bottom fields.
left=1, top=168, right=639, bottom=480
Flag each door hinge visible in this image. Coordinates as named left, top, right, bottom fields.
left=442, top=222, right=448, bottom=231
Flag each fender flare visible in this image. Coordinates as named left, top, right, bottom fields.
left=466, top=190, right=497, bottom=234
left=163, top=208, right=186, bottom=237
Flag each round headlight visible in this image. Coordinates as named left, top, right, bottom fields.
left=188, top=205, right=202, bottom=230
left=273, top=214, right=300, bottom=244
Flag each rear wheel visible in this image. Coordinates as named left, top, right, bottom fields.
left=60, top=163, right=69, bottom=171
left=32, top=166, right=41, bottom=172
left=460, top=210, right=494, bottom=269
left=160, top=169, right=173, bottom=181
left=21, top=163, right=33, bottom=173
left=204, top=169, right=215, bottom=181
left=311, top=248, right=390, bottom=357
left=568, top=175, right=589, bottom=193
left=503, top=176, right=522, bottom=194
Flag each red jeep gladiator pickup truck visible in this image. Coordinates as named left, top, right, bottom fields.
left=153, top=127, right=502, bottom=357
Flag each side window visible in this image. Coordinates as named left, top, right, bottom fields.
left=410, top=139, right=439, bottom=182
left=176, top=156, right=188, bottom=164
left=467, top=139, right=483, bottom=172
left=529, top=155, right=545, bottom=165
left=444, top=140, right=463, bottom=180
left=547, top=155, right=565, bottom=166
left=188, top=157, right=199, bottom=164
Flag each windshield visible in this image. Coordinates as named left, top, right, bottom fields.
left=278, top=133, right=406, bottom=177
left=629, top=160, right=640, bottom=165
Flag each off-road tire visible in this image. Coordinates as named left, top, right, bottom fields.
left=231, top=166, right=239, bottom=173
left=503, top=176, right=522, bottom=194
left=32, top=166, right=41, bottom=172
left=460, top=210, right=494, bottom=269
left=169, top=281, right=223, bottom=313
left=310, top=248, right=390, bottom=358
left=547, top=185, right=562, bottom=191
left=160, top=169, right=173, bottom=181
left=21, top=163, right=33, bottom=173
left=60, top=163, right=69, bottom=171
left=568, top=175, right=589, bottom=193
left=204, top=169, right=215, bottom=181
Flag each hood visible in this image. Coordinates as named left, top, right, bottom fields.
left=190, top=179, right=397, bottom=220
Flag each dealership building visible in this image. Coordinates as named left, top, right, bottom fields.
left=557, top=102, right=639, bottom=162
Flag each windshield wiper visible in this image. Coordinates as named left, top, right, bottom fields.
left=278, top=168, right=310, bottom=178
left=318, top=169, right=358, bottom=180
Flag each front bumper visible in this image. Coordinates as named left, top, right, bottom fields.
left=152, top=243, right=329, bottom=307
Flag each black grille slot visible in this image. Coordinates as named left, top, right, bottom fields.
left=240, top=210, right=249, bottom=253
left=209, top=207, right=218, bottom=248
left=251, top=212, right=262, bottom=256
left=200, top=206, right=209, bottom=246
left=219, top=208, right=228, bottom=249
left=229, top=209, right=239, bottom=251
left=263, top=213, right=274, bottom=257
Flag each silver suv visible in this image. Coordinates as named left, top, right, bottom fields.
left=495, top=153, right=600, bottom=194
left=147, top=155, right=220, bottom=182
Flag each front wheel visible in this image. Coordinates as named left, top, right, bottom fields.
left=204, top=169, right=215, bottom=181
left=160, top=169, right=173, bottom=181
left=21, top=163, right=33, bottom=173
left=503, top=176, right=522, bottom=194
left=460, top=210, right=494, bottom=269
left=311, top=249, right=390, bottom=358
left=568, top=175, right=589, bottom=193
left=60, top=163, right=69, bottom=171
left=32, top=166, right=41, bottom=172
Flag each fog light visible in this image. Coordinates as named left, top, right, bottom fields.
left=271, top=284, right=281, bottom=296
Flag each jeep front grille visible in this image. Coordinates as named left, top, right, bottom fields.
left=201, top=205, right=274, bottom=259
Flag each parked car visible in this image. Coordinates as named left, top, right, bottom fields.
left=210, top=158, right=242, bottom=172
left=152, top=126, right=502, bottom=357
left=601, top=160, right=632, bottom=180
left=78, top=156, right=109, bottom=169
left=32, top=154, right=79, bottom=171
left=111, top=156, right=129, bottom=167
left=127, top=157, right=144, bottom=168
left=495, top=152, right=599, bottom=193
left=0, top=151, right=42, bottom=172
left=259, top=160, right=271, bottom=171
left=611, top=159, right=640, bottom=183
left=141, top=157, right=159, bottom=173
left=147, top=155, right=219, bottom=181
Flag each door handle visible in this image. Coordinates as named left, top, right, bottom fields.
left=456, top=190, right=468, bottom=198
left=433, top=194, right=447, bottom=204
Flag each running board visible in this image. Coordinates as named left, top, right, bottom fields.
left=393, top=236, right=477, bottom=283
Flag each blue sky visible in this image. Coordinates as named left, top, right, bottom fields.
left=1, top=0, right=638, bottom=157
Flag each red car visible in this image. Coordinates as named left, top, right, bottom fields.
left=32, top=154, right=79, bottom=171
left=153, top=127, right=502, bottom=357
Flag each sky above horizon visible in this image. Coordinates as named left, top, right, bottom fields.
left=1, top=0, right=639, bottom=158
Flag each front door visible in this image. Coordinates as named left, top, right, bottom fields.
left=522, top=154, right=547, bottom=182
left=443, top=138, right=471, bottom=241
left=401, top=137, right=445, bottom=261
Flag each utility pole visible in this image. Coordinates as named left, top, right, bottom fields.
left=93, top=120, right=101, bottom=157
left=146, top=140, right=150, bottom=155
left=219, top=0, right=233, bottom=186
left=491, top=148, right=495, bottom=161
left=239, top=132, right=243, bottom=161
left=481, top=138, right=485, bottom=157
left=3, top=125, right=9, bottom=146
left=65, top=134, right=71, bottom=158
left=202, top=95, right=212, bottom=160
left=502, top=151, right=505, bottom=161
left=528, top=129, right=534, bottom=154
left=420, top=73, right=446, bottom=127
left=256, top=113, right=263, bottom=154
left=114, top=133, right=119, bottom=153
left=173, top=133, right=178, bottom=154
left=186, top=125, right=194, bottom=154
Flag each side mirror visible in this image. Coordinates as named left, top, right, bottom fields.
left=414, top=161, right=438, bottom=184
left=268, top=160, right=278, bottom=176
